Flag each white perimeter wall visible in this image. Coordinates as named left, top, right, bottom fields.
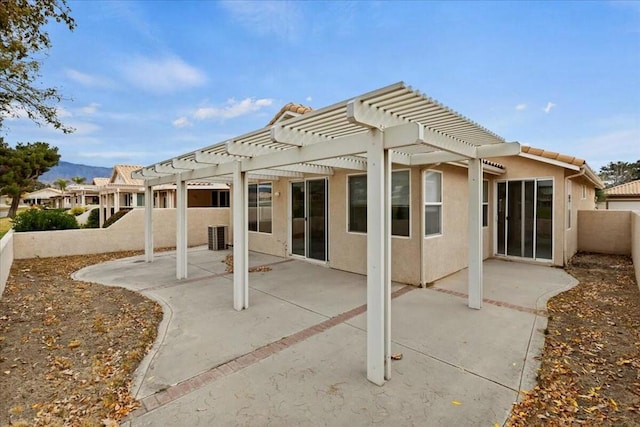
left=0, top=230, right=14, bottom=297
left=13, top=208, right=229, bottom=259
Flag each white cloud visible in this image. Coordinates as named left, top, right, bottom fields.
left=79, top=151, right=150, bottom=159
left=220, top=1, right=303, bottom=41
left=69, top=121, right=101, bottom=135
left=122, top=56, right=207, bottom=94
left=515, top=103, right=527, bottom=111
left=543, top=102, right=556, bottom=113
left=306, top=96, right=313, bottom=103
left=172, top=116, right=192, bottom=128
left=194, top=98, right=273, bottom=120
left=56, top=106, right=73, bottom=118
left=79, top=103, right=100, bottom=115
left=65, top=69, right=113, bottom=88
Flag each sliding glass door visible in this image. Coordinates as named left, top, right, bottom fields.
left=497, top=179, right=553, bottom=260
left=290, top=178, right=328, bottom=261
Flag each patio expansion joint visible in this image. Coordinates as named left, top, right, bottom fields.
left=128, top=284, right=416, bottom=421
left=428, top=287, right=548, bottom=317
left=135, top=259, right=295, bottom=292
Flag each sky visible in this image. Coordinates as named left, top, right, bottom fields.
left=2, top=0, right=639, bottom=171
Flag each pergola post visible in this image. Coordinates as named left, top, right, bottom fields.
left=468, top=158, right=483, bottom=309
left=144, top=184, right=154, bottom=263
left=233, top=162, right=249, bottom=311
left=98, top=193, right=105, bottom=227
left=367, top=130, right=390, bottom=386
left=176, top=174, right=188, bottom=279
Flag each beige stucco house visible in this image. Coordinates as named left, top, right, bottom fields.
left=131, top=82, right=603, bottom=385
left=602, top=180, right=640, bottom=211
left=22, top=187, right=63, bottom=207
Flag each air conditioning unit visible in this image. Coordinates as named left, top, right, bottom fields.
left=208, top=225, right=227, bottom=251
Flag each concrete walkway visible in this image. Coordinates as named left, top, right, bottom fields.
left=74, top=248, right=577, bottom=426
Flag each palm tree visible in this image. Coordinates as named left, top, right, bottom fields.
left=54, top=178, right=68, bottom=192
left=71, top=176, right=86, bottom=185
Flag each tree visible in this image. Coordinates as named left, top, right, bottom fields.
left=71, top=176, right=86, bottom=185
left=0, top=138, right=60, bottom=217
left=599, top=161, right=640, bottom=187
left=0, top=0, right=76, bottom=132
left=54, top=178, right=68, bottom=192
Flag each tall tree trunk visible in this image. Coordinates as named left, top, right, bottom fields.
left=8, top=195, right=20, bottom=218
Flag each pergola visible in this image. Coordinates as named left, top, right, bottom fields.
left=133, top=82, right=520, bottom=385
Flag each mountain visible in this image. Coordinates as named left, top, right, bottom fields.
left=39, top=161, right=112, bottom=183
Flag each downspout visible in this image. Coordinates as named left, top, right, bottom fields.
left=563, top=166, right=586, bottom=265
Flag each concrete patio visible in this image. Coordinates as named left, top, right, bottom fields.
left=73, top=247, right=578, bottom=426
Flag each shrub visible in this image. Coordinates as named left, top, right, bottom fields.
left=69, top=206, right=87, bottom=216
left=84, top=208, right=100, bottom=228
left=102, top=209, right=131, bottom=228
left=12, top=208, right=79, bottom=232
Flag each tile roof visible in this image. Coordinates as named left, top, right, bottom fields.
left=111, top=165, right=145, bottom=186
left=92, top=177, right=109, bottom=186
left=521, top=146, right=585, bottom=167
left=604, top=179, right=640, bottom=197
left=267, top=103, right=313, bottom=126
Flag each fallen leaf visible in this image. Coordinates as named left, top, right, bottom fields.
left=451, top=400, right=462, bottom=406
left=391, top=353, right=403, bottom=360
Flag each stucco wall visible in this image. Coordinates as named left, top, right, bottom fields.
left=577, top=210, right=631, bottom=255
left=328, top=168, right=422, bottom=285
left=13, top=208, right=229, bottom=259
left=607, top=200, right=640, bottom=211
left=0, top=230, right=14, bottom=297
left=566, top=175, right=597, bottom=262
left=422, top=164, right=471, bottom=283
left=632, top=212, right=640, bottom=289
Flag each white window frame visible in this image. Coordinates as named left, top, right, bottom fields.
left=482, top=179, right=489, bottom=228
left=346, top=171, right=412, bottom=238
left=346, top=173, right=368, bottom=235
left=581, top=184, right=587, bottom=200
left=248, top=181, right=273, bottom=234
left=391, top=169, right=411, bottom=238
left=423, top=169, right=443, bottom=238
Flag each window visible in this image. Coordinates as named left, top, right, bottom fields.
left=482, top=180, right=489, bottom=227
left=424, top=171, right=442, bottom=236
left=566, top=181, right=572, bottom=229
left=348, top=175, right=367, bottom=233
left=581, top=184, right=587, bottom=200
left=248, top=183, right=272, bottom=233
left=391, top=170, right=410, bottom=237
left=137, top=193, right=145, bottom=206
left=347, top=172, right=411, bottom=236
left=212, top=189, right=230, bottom=207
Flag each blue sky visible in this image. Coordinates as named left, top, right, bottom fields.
left=3, top=0, right=639, bottom=171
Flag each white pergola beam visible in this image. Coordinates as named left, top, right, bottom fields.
left=311, top=158, right=367, bottom=171
left=476, top=142, right=520, bottom=158
left=271, top=125, right=330, bottom=146
left=468, top=158, right=483, bottom=309
left=195, top=150, right=239, bottom=164
left=410, top=151, right=468, bottom=165
left=242, top=132, right=372, bottom=172
left=155, top=164, right=179, bottom=174
left=173, top=159, right=208, bottom=170
left=226, top=141, right=282, bottom=157
left=251, top=169, right=303, bottom=178
left=278, top=163, right=334, bottom=175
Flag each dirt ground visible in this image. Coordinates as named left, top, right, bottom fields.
left=509, top=253, right=640, bottom=426
left=1, top=251, right=638, bottom=426
left=0, top=252, right=163, bottom=427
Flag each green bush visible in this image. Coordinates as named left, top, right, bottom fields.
left=84, top=208, right=100, bottom=228
left=102, top=209, right=131, bottom=228
left=12, top=208, right=79, bottom=232
left=69, top=206, right=87, bottom=216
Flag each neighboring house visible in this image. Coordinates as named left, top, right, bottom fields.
left=602, top=180, right=640, bottom=210
left=131, top=82, right=605, bottom=385
left=98, top=164, right=230, bottom=226
left=22, top=187, right=62, bottom=207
